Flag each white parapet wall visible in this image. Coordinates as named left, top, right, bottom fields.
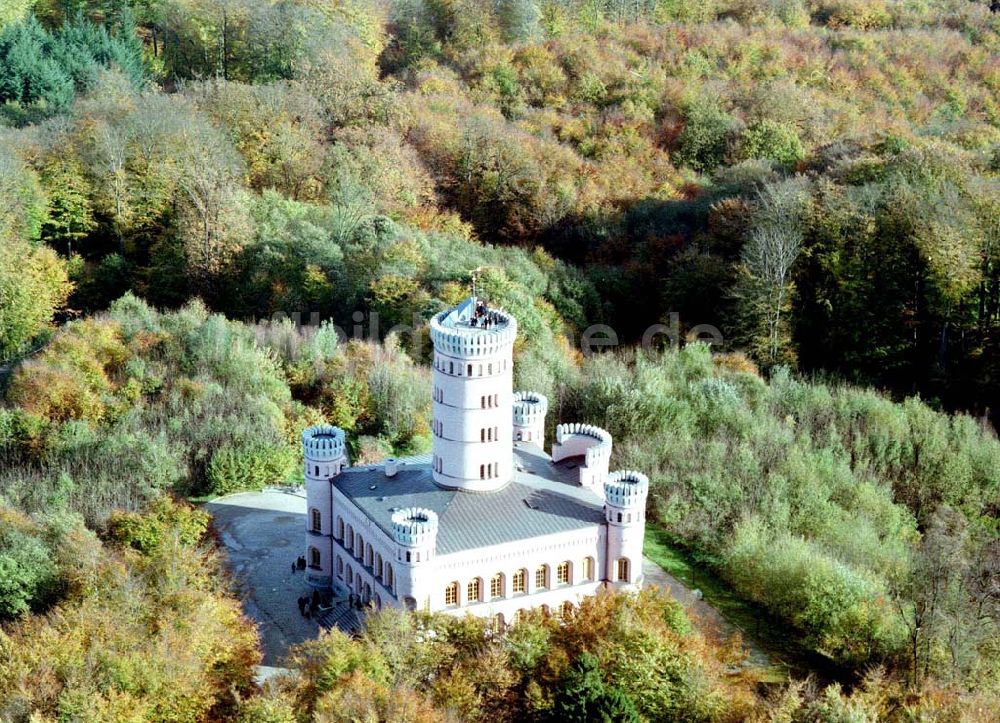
left=551, top=422, right=613, bottom=495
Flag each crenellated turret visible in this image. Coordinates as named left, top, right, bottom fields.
left=603, top=470, right=649, bottom=512
left=512, top=391, right=548, bottom=446
left=303, top=424, right=348, bottom=590
left=604, top=470, right=648, bottom=588
left=430, top=297, right=517, bottom=493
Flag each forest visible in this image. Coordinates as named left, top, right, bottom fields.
left=0, top=0, right=998, bottom=721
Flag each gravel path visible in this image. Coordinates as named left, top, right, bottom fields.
left=642, top=558, right=772, bottom=668
left=206, top=489, right=320, bottom=666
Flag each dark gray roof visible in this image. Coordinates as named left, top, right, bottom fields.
left=333, top=444, right=605, bottom=555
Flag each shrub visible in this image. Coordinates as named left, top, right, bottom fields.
left=205, top=440, right=296, bottom=496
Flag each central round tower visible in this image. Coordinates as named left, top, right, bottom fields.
left=429, top=297, right=517, bottom=493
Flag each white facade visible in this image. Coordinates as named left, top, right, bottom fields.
left=304, top=297, right=649, bottom=625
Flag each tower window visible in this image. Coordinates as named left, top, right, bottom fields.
left=445, top=581, right=459, bottom=606
left=512, top=568, right=527, bottom=594
left=488, top=363, right=492, bottom=374
left=481, top=395, right=486, bottom=408
left=557, top=561, right=571, bottom=586
left=481, top=428, right=485, bottom=442
left=617, top=558, right=630, bottom=582
left=480, top=464, right=485, bottom=479
left=535, top=565, right=548, bottom=590
left=617, top=512, right=623, bottom=523
left=310, top=508, right=321, bottom=532
left=450, top=361, right=454, bottom=374
left=309, top=547, right=320, bottom=569
left=467, top=364, right=472, bottom=376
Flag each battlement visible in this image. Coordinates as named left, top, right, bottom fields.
left=302, top=424, right=346, bottom=461
left=430, top=298, right=517, bottom=358
left=554, top=423, right=612, bottom=467
left=604, top=470, right=649, bottom=510
left=390, top=507, right=439, bottom=547
left=513, top=391, right=549, bottom=424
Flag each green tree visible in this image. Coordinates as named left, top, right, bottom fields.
left=552, top=652, right=640, bottom=722
left=0, top=514, right=58, bottom=619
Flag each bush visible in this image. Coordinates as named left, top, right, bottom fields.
left=0, top=510, right=58, bottom=619
left=205, top=440, right=296, bottom=496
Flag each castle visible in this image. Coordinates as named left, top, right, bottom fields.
left=302, top=297, right=648, bottom=626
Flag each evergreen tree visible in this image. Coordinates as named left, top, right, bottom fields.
left=551, top=652, right=640, bottom=723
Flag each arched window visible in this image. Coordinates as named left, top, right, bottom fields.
left=535, top=565, right=548, bottom=590
left=617, top=558, right=630, bottom=582
left=467, top=363, right=472, bottom=376
left=556, top=561, right=571, bottom=586
left=488, top=363, right=492, bottom=375
left=517, top=431, right=523, bottom=441
left=310, top=508, right=321, bottom=532
left=481, top=428, right=486, bottom=442
left=445, top=581, right=459, bottom=607
left=375, top=553, right=383, bottom=580
left=512, top=568, right=527, bottom=594
left=512, top=609, right=525, bottom=625
left=467, top=577, right=482, bottom=604
left=314, top=465, right=320, bottom=476
left=336, top=516, right=344, bottom=540
left=480, top=464, right=485, bottom=479
left=336, top=555, right=343, bottom=576
left=386, top=563, right=394, bottom=592
left=356, top=534, right=364, bottom=560
left=492, top=613, right=504, bottom=632
left=583, top=556, right=595, bottom=581
left=374, top=593, right=382, bottom=610
left=309, top=546, right=321, bottom=569
left=346, top=566, right=353, bottom=586
left=366, top=543, right=373, bottom=567
left=490, top=572, right=504, bottom=599
left=346, top=526, right=354, bottom=551
left=481, top=395, right=486, bottom=408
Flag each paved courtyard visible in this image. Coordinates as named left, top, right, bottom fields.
left=206, top=488, right=322, bottom=666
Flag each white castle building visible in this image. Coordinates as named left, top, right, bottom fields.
left=302, top=297, right=648, bottom=625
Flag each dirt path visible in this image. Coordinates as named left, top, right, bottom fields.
left=642, top=558, right=773, bottom=669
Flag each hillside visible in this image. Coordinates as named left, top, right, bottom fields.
left=1, top=1, right=998, bottom=720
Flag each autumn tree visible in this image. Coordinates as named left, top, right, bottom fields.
left=733, top=177, right=808, bottom=365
